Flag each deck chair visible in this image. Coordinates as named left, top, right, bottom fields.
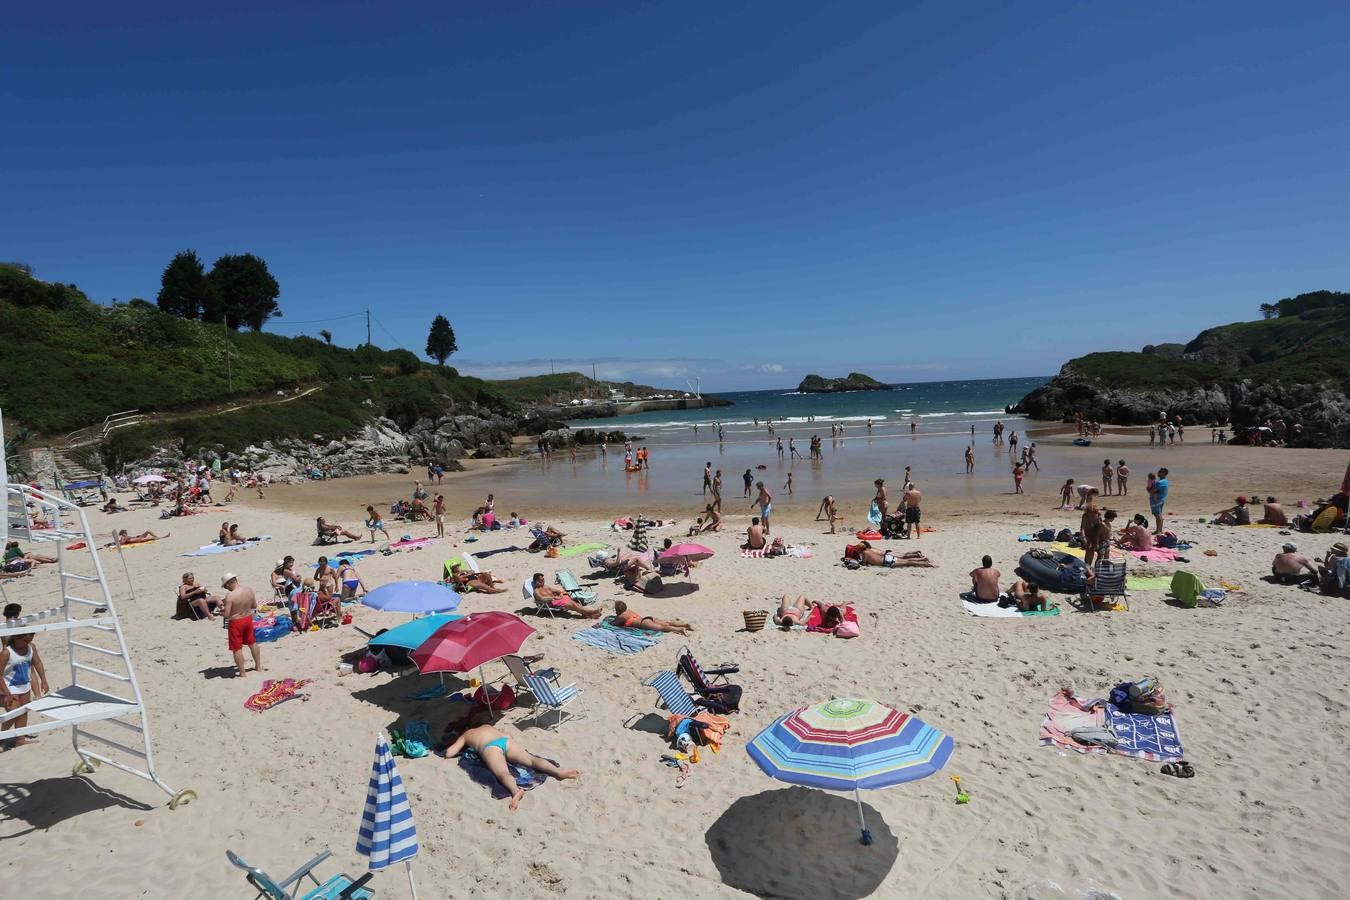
left=643, top=669, right=699, bottom=717
left=676, top=648, right=742, bottom=712
left=314, top=522, right=340, bottom=546
left=522, top=673, right=582, bottom=730
left=527, top=525, right=563, bottom=552
left=554, top=569, right=596, bottom=603
left=226, top=848, right=374, bottom=900
left=443, top=554, right=481, bottom=579
left=503, top=654, right=560, bottom=691
left=1088, top=559, right=1128, bottom=610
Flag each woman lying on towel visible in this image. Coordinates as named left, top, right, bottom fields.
left=857, top=541, right=935, bottom=568
left=612, top=600, right=693, bottom=635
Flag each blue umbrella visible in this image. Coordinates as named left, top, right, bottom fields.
left=367, top=614, right=464, bottom=651
left=357, top=732, right=420, bottom=897
left=361, top=581, right=462, bottom=614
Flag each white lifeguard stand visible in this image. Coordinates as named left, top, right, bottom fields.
left=2, top=409, right=194, bottom=809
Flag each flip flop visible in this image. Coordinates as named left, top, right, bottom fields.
left=1160, top=763, right=1179, bottom=777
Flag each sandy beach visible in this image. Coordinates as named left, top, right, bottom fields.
left=4, top=443, right=1350, bottom=899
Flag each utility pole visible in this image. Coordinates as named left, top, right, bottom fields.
left=592, top=362, right=596, bottom=383
left=366, top=309, right=372, bottom=347
left=225, top=329, right=232, bottom=391
left=550, top=359, right=554, bottom=375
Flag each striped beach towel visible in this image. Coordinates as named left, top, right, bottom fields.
left=571, top=621, right=662, bottom=655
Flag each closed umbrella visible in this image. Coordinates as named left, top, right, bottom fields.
left=356, top=732, right=420, bottom=898
left=361, top=581, right=462, bottom=614
left=746, top=698, right=954, bottom=845
left=628, top=514, right=649, bottom=553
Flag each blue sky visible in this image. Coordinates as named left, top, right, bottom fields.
left=5, top=1, right=1350, bottom=390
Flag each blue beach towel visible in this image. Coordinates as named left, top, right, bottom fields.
left=180, top=536, right=273, bottom=557
left=1104, top=703, right=1185, bottom=762
left=570, top=620, right=662, bottom=655
left=455, top=748, right=554, bottom=798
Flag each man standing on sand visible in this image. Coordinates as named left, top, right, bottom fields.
left=444, top=723, right=581, bottom=810
left=752, top=482, right=774, bottom=535
left=903, top=482, right=922, bottom=538
left=221, top=573, right=264, bottom=678
left=703, top=462, right=712, bottom=497
left=433, top=494, right=446, bottom=539
left=1150, top=467, right=1170, bottom=534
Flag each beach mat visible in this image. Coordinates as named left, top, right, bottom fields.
left=1126, top=576, right=1173, bottom=591
left=556, top=543, right=610, bottom=558
left=961, top=593, right=1061, bottom=618
left=1039, top=691, right=1184, bottom=762
left=181, top=535, right=272, bottom=557
left=571, top=620, right=661, bottom=654
left=391, top=537, right=437, bottom=549
left=456, top=747, right=555, bottom=798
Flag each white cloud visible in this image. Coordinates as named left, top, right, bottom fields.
left=738, top=362, right=784, bottom=374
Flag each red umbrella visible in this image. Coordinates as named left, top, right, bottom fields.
left=411, top=611, right=535, bottom=676
left=658, top=542, right=715, bottom=563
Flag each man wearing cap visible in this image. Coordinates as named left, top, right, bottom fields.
left=1213, top=496, right=1251, bottom=526
left=1271, top=543, right=1316, bottom=584
left=221, top=573, right=264, bottom=677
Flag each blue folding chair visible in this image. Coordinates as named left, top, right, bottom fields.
left=523, top=673, right=582, bottom=730
left=642, top=669, right=699, bottom=717
left=226, top=849, right=374, bottom=900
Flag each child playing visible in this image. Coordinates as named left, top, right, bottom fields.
left=1059, top=478, right=1074, bottom=509
left=1, top=631, right=49, bottom=748
left=783, top=472, right=793, bottom=495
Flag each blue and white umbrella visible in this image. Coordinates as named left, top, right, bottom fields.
left=357, top=732, right=420, bottom=898
left=361, top=580, right=462, bottom=614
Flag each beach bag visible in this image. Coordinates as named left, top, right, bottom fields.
left=742, top=610, right=768, bottom=632
left=636, top=572, right=663, bottom=594
left=834, top=620, right=860, bottom=639
left=473, top=683, right=515, bottom=711
left=1036, top=528, right=1057, bottom=541
left=356, top=653, right=379, bottom=674
left=1056, top=528, right=1073, bottom=542
left=1156, top=531, right=1179, bottom=548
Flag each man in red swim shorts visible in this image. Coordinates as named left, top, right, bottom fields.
left=221, top=573, right=265, bottom=677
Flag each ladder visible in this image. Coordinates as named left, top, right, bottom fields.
left=2, top=482, right=195, bottom=809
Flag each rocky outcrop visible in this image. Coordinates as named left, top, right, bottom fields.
left=797, top=373, right=889, bottom=393
left=1011, top=365, right=1350, bottom=447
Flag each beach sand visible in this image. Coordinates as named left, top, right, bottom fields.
left=4, top=442, right=1349, bottom=898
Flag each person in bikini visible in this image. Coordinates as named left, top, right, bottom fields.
left=697, top=504, right=724, bottom=533
left=1008, top=579, right=1053, bottom=612
left=774, top=594, right=810, bottom=628
left=443, top=724, right=580, bottom=810
left=115, top=529, right=166, bottom=546
left=531, top=573, right=601, bottom=618
left=1116, top=460, right=1129, bottom=495
left=337, top=559, right=368, bottom=599
left=449, top=563, right=506, bottom=594
left=612, top=600, right=693, bottom=634
left=816, top=495, right=844, bottom=533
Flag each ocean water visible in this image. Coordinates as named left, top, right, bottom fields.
left=465, top=375, right=1059, bottom=511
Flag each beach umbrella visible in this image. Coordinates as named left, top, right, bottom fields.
left=410, top=611, right=534, bottom=677
left=628, top=514, right=649, bottom=553
left=133, top=474, right=168, bottom=484
left=361, top=581, right=462, bottom=614
left=367, top=614, right=464, bottom=651
left=658, top=542, right=715, bottom=564
left=746, top=698, right=954, bottom=845
left=356, top=732, right=420, bottom=898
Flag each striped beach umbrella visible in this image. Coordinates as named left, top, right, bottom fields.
left=746, top=698, right=954, bottom=845
left=628, top=514, right=649, bottom=552
left=357, top=732, right=420, bottom=897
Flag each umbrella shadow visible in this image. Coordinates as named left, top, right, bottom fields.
left=0, top=776, right=154, bottom=839
left=705, top=787, right=899, bottom=900
left=349, top=672, right=472, bottom=718
left=654, top=582, right=700, bottom=598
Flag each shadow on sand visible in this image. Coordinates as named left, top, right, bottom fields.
left=705, top=787, right=899, bottom=900
left=0, top=776, right=154, bottom=839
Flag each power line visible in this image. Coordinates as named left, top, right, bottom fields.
left=264, top=311, right=368, bottom=328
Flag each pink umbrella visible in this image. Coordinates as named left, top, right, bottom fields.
left=658, top=543, right=715, bottom=563
left=410, top=611, right=535, bottom=677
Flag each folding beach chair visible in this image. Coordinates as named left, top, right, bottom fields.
left=676, top=648, right=742, bottom=712
left=503, top=653, right=560, bottom=691
left=1088, top=559, right=1128, bottom=610
left=554, top=569, right=597, bottom=603
left=314, top=522, right=339, bottom=546
left=443, top=554, right=480, bottom=579
left=522, top=673, right=582, bottom=730
left=226, top=848, right=373, bottom=900
left=642, top=669, right=699, bottom=717
left=527, top=525, right=563, bottom=553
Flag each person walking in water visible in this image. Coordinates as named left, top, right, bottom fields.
left=965, top=445, right=974, bottom=474
left=789, top=438, right=803, bottom=460
left=742, top=468, right=754, bottom=498
left=702, top=462, right=712, bottom=497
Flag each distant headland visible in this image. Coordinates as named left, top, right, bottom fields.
left=797, top=373, right=890, bottom=393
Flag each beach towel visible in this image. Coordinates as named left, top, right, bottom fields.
left=1104, top=703, right=1185, bottom=762
left=244, top=678, right=312, bottom=712
left=741, top=545, right=814, bottom=559
left=868, top=501, right=882, bottom=527
left=456, top=748, right=555, bottom=799
left=1039, top=690, right=1106, bottom=753
left=570, top=620, right=662, bottom=655
left=556, top=542, right=610, bottom=558
left=960, top=592, right=1061, bottom=618
left=181, top=535, right=272, bottom=557
left=1130, top=548, right=1181, bottom=563
left=391, top=537, right=436, bottom=549
left=1126, top=576, right=1173, bottom=591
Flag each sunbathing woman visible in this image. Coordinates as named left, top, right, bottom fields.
left=612, top=600, right=693, bottom=635
left=448, top=563, right=506, bottom=594
left=857, top=541, right=935, bottom=568
left=443, top=723, right=581, bottom=810
left=532, top=574, right=601, bottom=618
left=116, top=529, right=166, bottom=546
left=4, top=541, right=58, bottom=566
left=774, top=594, right=810, bottom=628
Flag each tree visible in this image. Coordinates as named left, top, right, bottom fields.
left=157, top=250, right=210, bottom=319
left=319, top=329, right=332, bottom=345
left=425, top=315, right=457, bottom=366
left=205, top=254, right=281, bottom=330
left=1259, top=303, right=1279, bottom=320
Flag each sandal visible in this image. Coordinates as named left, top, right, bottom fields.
left=1177, top=760, right=1195, bottom=778
left=1160, top=763, right=1180, bottom=777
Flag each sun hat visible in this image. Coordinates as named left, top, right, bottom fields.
left=221, top=572, right=238, bottom=587
left=1282, top=543, right=1297, bottom=553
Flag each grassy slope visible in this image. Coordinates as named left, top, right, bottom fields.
left=487, top=372, right=675, bottom=405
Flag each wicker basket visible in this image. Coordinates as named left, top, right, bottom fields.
left=742, top=609, right=769, bottom=632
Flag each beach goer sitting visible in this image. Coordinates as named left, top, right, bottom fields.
left=1271, top=543, right=1316, bottom=584
left=1317, top=542, right=1349, bottom=593
left=3, top=541, right=57, bottom=567
left=744, top=517, right=766, bottom=550
left=532, top=573, right=601, bottom=618
left=1009, top=579, right=1053, bottom=612
left=1260, top=497, right=1288, bottom=526
left=316, top=516, right=361, bottom=541
left=969, top=555, right=1001, bottom=602
left=774, top=595, right=810, bottom=628
left=219, top=521, right=241, bottom=546
left=1213, top=496, right=1252, bottom=526
left=178, top=571, right=223, bottom=620
left=115, top=529, right=165, bottom=546
left=1119, top=514, right=1154, bottom=551
left=443, top=723, right=580, bottom=810
left=102, top=497, right=127, bottom=513
left=449, top=563, right=505, bottom=594
left=612, top=600, right=693, bottom=634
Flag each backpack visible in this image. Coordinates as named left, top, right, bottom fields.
left=1036, top=528, right=1057, bottom=541
left=1156, top=531, right=1179, bottom=548
left=1056, top=528, right=1073, bottom=542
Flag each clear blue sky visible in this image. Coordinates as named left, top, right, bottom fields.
left=6, top=2, right=1350, bottom=390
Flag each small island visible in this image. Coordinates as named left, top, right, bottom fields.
left=797, top=372, right=890, bottom=393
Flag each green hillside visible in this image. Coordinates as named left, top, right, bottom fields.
left=488, top=372, right=676, bottom=405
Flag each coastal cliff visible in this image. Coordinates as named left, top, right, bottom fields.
left=1011, top=291, right=1350, bottom=447
left=798, top=372, right=889, bottom=393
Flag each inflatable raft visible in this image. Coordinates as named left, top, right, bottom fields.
left=1017, top=550, right=1088, bottom=593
